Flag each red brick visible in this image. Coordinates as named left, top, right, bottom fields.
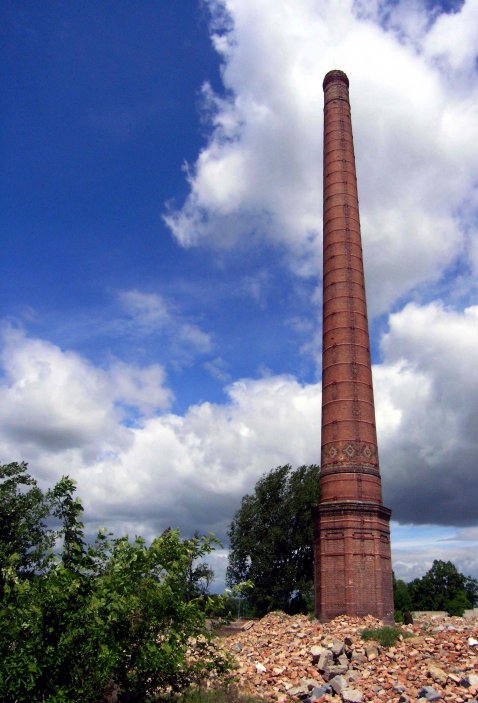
left=315, top=70, right=393, bottom=622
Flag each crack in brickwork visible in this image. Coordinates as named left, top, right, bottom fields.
left=315, top=70, right=394, bottom=623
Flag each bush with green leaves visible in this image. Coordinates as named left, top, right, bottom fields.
left=0, top=463, right=231, bottom=703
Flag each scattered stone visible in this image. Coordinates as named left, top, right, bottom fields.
left=217, top=610, right=478, bottom=703
left=310, top=645, right=325, bottom=663
left=341, top=688, right=363, bottom=703
left=317, top=649, right=334, bottom=672
left=350, top=650, right=366, bottom=664
left=468, top=637, right=478, bottom=646
left=365, top=644, right=380, bottom=661
left=337, top=653, right=350, bottom=667
left=301, top=678, right=322, bottom=691
left=241, top=620, right=254, bottom=631
left=310, top=684, right=332, bottom=699
left=329, top=638, right=345, bottom=657
left=461, top=674, right=478, bottom=688
left=428, top=664, right=448, bottom=686
left=287, top=684, right=310, bottom=698
left=255, top=662, right=266, bottom=673
left=329, top=675, right=348, bottom=694
left=418, top=686, right=442, bottom=701
left=447, top=673, right=461, bottom=684
left=322, top=663, right=349, bottom=681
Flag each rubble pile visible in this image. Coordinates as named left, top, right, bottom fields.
left=219, top=612, right=478, bottom=703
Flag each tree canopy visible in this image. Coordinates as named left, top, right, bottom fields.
left=0, top=462, right=54, bottom=590
left=226, top=463, right=320, bottom=616
left=0, top=463, right=230, bottom=702
left=408, top=559, right=477, bottom=615
left=393, top=559, right=478, bottom=618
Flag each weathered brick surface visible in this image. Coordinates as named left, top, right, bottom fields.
left=315, top=70, right=393, bottom=622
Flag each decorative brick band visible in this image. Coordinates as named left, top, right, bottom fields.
left=321, top=440, right=378, bottom=465
left=319, top=465, right=380, bottom=477
left=316, top=501, right=392, bottom=520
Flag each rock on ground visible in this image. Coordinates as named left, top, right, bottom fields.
left=217, top=611, right=478, bottom=702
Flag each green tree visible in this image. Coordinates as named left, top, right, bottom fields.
left=0, top=465, right=231, bottom=702
left=226, top=464, right=320, bottom=616
left=408, top=559, right=477, bottom=616
left=50, top=475, right=86, bottom=570
left=183, top=530, right=215, bottom=602
left=0, top=462, right=54, bottom=592
left=392, top=572, right=412, bottom=612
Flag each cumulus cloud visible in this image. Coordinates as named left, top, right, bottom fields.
left=108, top=362, right=173, bottom=416
left=375, top=302, right=478, bottom=526
left=2, top=304, right=477, bottom=530
left=0, top=326, right=171, bottom=477
left=1, top=300, right=477, bottom=577
left=164, top=0, right=478, bottom=314
left=0, top=326, right=321, bottom=538
left=70, top=374, right=323, bottom=539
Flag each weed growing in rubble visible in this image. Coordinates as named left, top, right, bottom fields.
left=360, top=625, right=413, bottom=647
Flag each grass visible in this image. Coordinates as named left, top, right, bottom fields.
left=360, top=625, right=413, bottom=647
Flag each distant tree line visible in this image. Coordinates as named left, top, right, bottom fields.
left=393, top=560, right=478, bottom=619
left=0, top=461, right=231, bottom=703
left=227, top=463, right=478, bottom=618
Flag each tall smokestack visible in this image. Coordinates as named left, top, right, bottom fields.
left=314, top=70, right=394, bottom=622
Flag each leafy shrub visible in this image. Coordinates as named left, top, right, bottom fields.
left=0, top=464, right=231, bottom=703
left=360, top=625, right=412, bottom=648
left=446, top=589, right=472, bottom=616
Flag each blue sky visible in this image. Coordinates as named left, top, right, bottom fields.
left=2, top=0, right=478, bottom=588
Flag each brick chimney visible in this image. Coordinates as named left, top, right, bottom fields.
left=314, top=70, right=394, bottom=622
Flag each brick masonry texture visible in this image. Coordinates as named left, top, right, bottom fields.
left=314, top=70, right=394, bottom=622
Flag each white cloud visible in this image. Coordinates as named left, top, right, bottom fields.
left=375, top=302, right=478, bottom=525
left=423, top=0, right=478, bottom=74
left=118, top=290, right=170, bottom=331
left=391, top=521, right=478, bottom=582
left=109, top=362, right=173, bottom=415
left=0, top=327, right=127, bottom=462
left=204, top=356, right=231, bottom=382
left=0, top=327, right=321, bottom=538
left=0, top=326, right=171, bottom=477
left=164, top=0, right=478, bottom=314
left=1, top=301, right=478, bottom=578
left=76, top=374, right=323, bottom=536
left=117, top=289, right=213, bottom=355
